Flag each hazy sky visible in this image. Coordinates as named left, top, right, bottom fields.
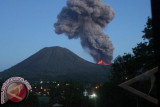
left=0, top=0, right=151, bottom=71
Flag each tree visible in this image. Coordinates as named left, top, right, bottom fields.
left=112, top=17, right=156, bottom=84
left=97, top=17, right=157, bottom=107
left=111, top=53, right=137, bottom=84
left=133, top=17, right=156, bottom=70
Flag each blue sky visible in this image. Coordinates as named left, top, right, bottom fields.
left=0, top=0, right=151, bottom=71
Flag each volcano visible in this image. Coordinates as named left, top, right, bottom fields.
left=97, top=60, right=110, bottom=65
left=0, top=46, right=111, bottom=82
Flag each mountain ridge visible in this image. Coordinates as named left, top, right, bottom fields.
left=0, top=46, right=111, bottom=82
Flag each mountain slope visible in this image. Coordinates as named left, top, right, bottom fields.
left=0, top=46, right=111, bottom=82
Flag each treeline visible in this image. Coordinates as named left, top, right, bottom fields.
left=97, top=17, right=157, bottom=107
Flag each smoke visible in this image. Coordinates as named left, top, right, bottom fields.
left=54, top=0, right=114, bottom=63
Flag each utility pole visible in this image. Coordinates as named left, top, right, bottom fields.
left=150, top=0, right=160, bottom=107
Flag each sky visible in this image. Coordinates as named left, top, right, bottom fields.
left=0, top=0, right=151, bottom=71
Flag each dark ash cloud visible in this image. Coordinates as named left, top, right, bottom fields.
left=54, top=0, right=114, bottom=63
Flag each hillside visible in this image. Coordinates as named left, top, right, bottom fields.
left=0, top=46, right=111, bottom=82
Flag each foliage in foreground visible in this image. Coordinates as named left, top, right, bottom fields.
left=97, top=17, right=157, bottom=107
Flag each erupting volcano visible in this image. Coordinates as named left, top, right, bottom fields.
left=54, top=0, right=115, bottom=64
left=97, top=60, right=110, bottom=66
left=0, top=46, right=112, bottom=82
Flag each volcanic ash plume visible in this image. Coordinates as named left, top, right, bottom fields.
left=54, top=0, right=114, bottom=64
